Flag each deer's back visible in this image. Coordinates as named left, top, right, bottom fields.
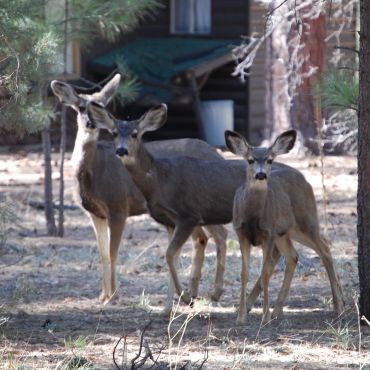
left=145, top=158, right=246, bottom=226
left=146, top=138, right=223, bottom=161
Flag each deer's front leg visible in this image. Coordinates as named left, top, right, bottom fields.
left=106, top=215, right=126, bottom=303
left=260, top=238, right=275, bottom=323
left=236, top=230, right=251, bottom=325
left=90, top=214, right=110, bottom=303
left=272, top=235, right=298, bottom=319
left=166, top=222, right=195, bottom=306
left=246, top=245, right=281, bottom=312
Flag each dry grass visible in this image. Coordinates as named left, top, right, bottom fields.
left=0, top=150, right=368, bottom=369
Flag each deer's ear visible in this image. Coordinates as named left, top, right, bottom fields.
left=271, top=130, right=297, bottom=156
left=93, top=74, right=121, bottom=105
left=225, top=130, right=249, bottom=156
left=138, top=104, right=167, bottom=133
left=87, top=101, right=116, bottom=130
left=50, top=80, right=80, bottom=106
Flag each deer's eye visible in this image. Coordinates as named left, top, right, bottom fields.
left=131, top=131, right=138, bottom=139
left=247, top=158, right=255, bottom=165
left=267, top=158, right=273, bottom=164
left=112, top=131, right=118, bottom=138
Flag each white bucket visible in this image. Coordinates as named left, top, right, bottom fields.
left=200, top=100, right=234, bottom=147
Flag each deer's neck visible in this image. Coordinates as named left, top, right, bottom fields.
left=244, top=181, right=268, bottom=219
left=71, top=127, right=99, bottom=175
left=123, top=142, right=155, bottom=200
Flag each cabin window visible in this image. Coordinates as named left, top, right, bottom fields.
left=170, top=0, right=211, bottom=35
left=45, top=0, right=81, bottom=77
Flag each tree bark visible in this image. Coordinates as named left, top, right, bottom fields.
left=57, top=0, right=69, bottom=237
left=358, top=0, right=370, bottom=320
left=264, top=6, right=291, bottom=141
left=42, top=125, right=57, bottom=236
left=289, top=8, right=325, bottom=154
left=57, top=104, right=66, bottom=237
left=265, top=0, right=325, bottom=152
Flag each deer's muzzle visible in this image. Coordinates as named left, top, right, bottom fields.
left=116, top=147, right=128, bottom=157
left=86, top=120, right=96, bottom=129
left=255, top=172, right=267, bottom=180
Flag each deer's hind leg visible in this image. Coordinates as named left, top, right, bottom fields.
left=271, top=235, right=298, bottom=319
left=294, top=231, right=345, bottom=314
left=188, top=226, right=208, bottom=299
left=205, top=225, right=228, bottom=302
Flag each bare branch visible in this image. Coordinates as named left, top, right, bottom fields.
left=113, top=335, right=126, bottom=370
left=333, top=45, right=359, bottom=55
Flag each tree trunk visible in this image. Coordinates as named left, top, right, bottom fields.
left=264, top=5, right=291, bottom=141
left=57, top=104, right=66, bottom=237
left=289, top=8, right=326, bottom=154
left=265, top=0, right=325, bottom=152
left=57, top=0, right=69, bottom=237
left=42, top=125, right=57, bottom=236
left=358, top=0, right=370, bottom=320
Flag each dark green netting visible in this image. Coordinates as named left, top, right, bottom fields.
left=90, top=37, right=235, bottom=102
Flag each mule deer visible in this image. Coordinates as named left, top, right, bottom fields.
left=225, top=130, right=345, bottom=323
left=51, top=75, right=228, bottom=306
left=85, top=102, right=339, bottom=316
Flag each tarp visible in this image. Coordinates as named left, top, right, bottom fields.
left=89, top=37, right=235, bottom=102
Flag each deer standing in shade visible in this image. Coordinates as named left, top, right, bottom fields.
left=51, top=75, right=228, bottom=307
left=86, top=102, right=344, bottom=317
left=225, top=130, right=345, bottom=323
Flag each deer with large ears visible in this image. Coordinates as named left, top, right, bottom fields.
left=225, top=130, right=345, bottom=323
left=85, top=101, right=344, bottom=317
left=50, top=74, right=229, bottom=306
left=85, top=101, right=247, bottom=310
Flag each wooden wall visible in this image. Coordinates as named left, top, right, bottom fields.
left=85, top=0, right=250, bottom=143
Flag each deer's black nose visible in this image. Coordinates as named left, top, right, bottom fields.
left=86, top=121, right=96, bottom=129
left=255, top=172, right=267, bottom=180
left=116, top=147, right=128, bottom=157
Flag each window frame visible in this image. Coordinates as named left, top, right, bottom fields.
left=170, top=0, right=212, bottom=36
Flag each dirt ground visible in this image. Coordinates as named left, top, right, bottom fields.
left=0, top=148, right=368, bottom=369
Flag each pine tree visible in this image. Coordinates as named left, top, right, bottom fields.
left=0, top=0, right=160, bottom=235
left=358, top=0, right=370, bottom=321
left=0, top=0, right=59, bottom=135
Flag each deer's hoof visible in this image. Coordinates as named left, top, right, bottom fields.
left=236, top=314, right=247, bottom=325
left=262, top=311, right=272, bottom=324
left=188, top=279, right=200, bottom=299
left=271, top=307, right=284, bottom=319
left=245, top=299, right=256, bottom=313
left=210, top=288, right=224, bottom=302
left=334, top=299, right=345, bottom=315
left=103, top=291, right=119, bottom=306
left=181, top=291, right=194, bottom=306
left=99, top=292, right=109, bottom=303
